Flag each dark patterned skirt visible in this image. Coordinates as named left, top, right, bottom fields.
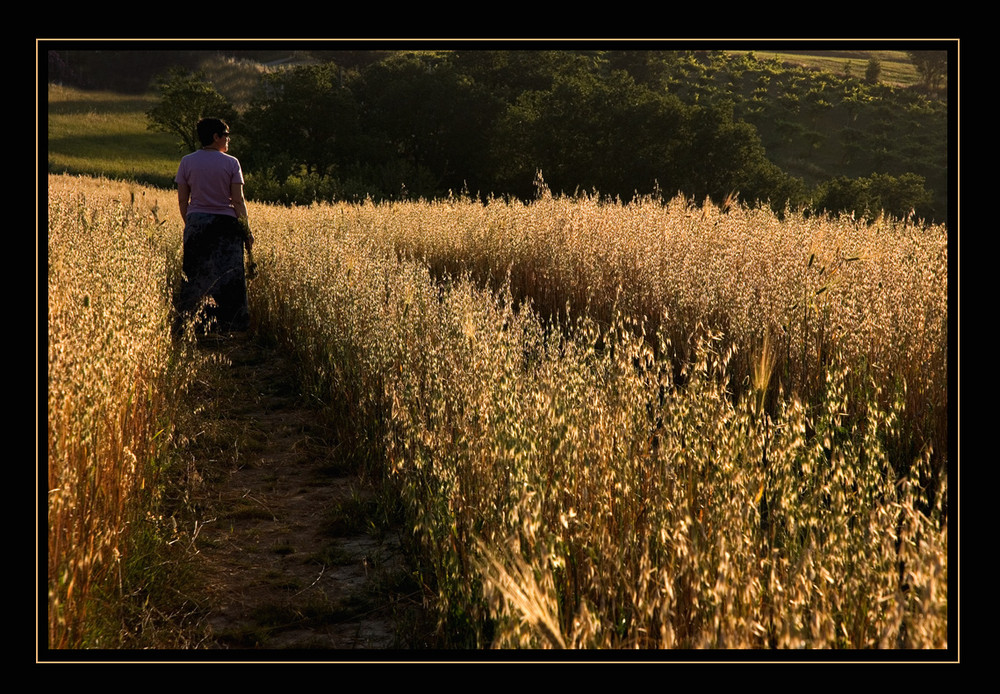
left=177, top=213, right=249, bottom=332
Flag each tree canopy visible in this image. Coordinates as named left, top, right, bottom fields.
left=145, top=49, right=948, bottom=222
left=146, top=68, right=238, bottom=152
left=907, top=51, right=948, bottom=92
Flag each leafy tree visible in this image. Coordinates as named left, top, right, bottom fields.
left=812, top=172, right=932, bottom=221
left=865, top=172, right=933, bottom=219
left=491, top=63, right=802, bottom=208
left=906, top=51, right=947, bottom=91
left=865, top=57, right=882, bottom=84
left=451, top=50, right=597, bottom=103
left=494, top=67, right=694, bottom=199
left=494, top=70, right=614, bottom=196
left=241, top=63, right=360, bottom=181
left=674, top=99, right=801, bottom=208
left=603, top=50, right=683, bottom=89
left=146, top=68, right=238, bottom=152
left=355, top=52, right=500, bottom=197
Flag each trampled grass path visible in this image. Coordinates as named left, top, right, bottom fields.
left=181, top=332, right=423, bottom=651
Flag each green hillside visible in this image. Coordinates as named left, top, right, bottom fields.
left=732, top=50, right=928, bottom=88
left=46, top=84, right=180, bottom=188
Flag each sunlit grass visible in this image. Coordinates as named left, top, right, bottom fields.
left=46, top=84, right=181, bottom=187
left=731, top=50, right=927, bottom=88
left=46, top=175, right=203, bottom=648
left=46, top=173, right=949, bottom=650
left=243, top=186, right=948, bottom=649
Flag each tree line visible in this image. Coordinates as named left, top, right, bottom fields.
left=143, top=49, right=948, bottom=222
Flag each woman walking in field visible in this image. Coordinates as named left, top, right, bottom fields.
left=175, top=117, right=254, bottom=334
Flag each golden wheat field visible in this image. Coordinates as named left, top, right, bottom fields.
left=46, top=173, right=950, bottom=650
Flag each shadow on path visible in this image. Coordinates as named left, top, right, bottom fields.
left=179, top=332, right=426, bottom=652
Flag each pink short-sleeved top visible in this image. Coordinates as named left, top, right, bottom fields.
left=176, top=149, right=245, bottom=217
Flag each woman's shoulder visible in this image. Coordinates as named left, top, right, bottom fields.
left=217, top=150, right=242, bottom=167
left=181, top=149, right=241, bottom=167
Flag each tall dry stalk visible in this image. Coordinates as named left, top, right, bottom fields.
left=241, top=190, right=947, bottom=648
left=48, top=174, right=948, bottom=650
left=374, top=191, right=948, bottom=473
left=47, top=176, right=196, bottom=648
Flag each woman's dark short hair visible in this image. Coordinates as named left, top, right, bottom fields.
left=196, top=118, right=229, bottom=147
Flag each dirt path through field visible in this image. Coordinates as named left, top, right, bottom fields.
left=180, top=332, right=425, bottom=651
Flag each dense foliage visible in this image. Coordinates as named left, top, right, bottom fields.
left=53, top=47, right=949, bottom=221
left=236, top=50, right=944, bottom=223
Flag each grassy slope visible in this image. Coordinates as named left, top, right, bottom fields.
left=736, top=49, right=927, bottom=88
left=46, top=83, right=181, bottom=189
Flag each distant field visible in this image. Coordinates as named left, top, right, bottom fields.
left=45, top=83, right=180, bottom=188
left=733, top=49, right=926, bottom=88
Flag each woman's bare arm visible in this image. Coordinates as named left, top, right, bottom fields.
left=178, top=182, right=191, bottom=219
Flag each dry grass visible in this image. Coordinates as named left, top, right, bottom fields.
left=46, top=175, right=205, bottom=648
left=245, top=187, right=948, bottom=649
left=46, top=174, right=949, bottom=650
